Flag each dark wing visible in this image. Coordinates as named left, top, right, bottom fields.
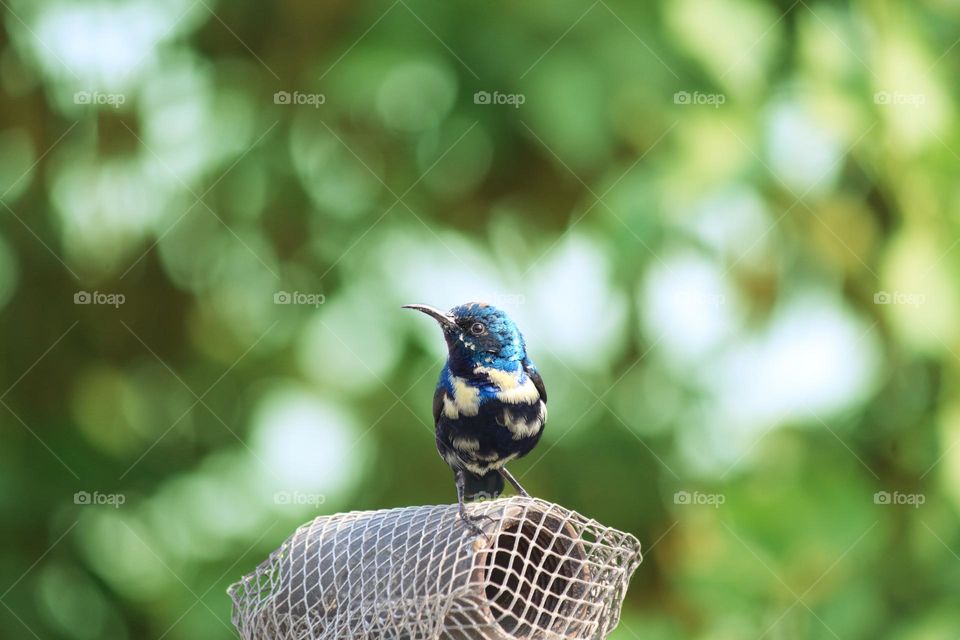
left=524, top=361, right=547, bottom=404
left=432, top=384, right=445, bottom=426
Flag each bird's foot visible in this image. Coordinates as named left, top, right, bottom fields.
left=458, top=509, right=498, bottom=539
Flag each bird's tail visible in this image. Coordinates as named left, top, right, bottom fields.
left=462, top=471, right=504, bottom=502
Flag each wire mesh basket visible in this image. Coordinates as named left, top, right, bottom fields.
left=229, top=497, right=642, bottom=640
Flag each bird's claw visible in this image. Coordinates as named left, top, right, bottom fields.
left=459, top=511, right=498, bottom=539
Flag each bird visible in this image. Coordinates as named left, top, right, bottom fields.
left=403, top=301, right=547, bottom=535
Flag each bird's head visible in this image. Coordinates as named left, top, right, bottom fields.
left=403, top=301, right=527, bottom=374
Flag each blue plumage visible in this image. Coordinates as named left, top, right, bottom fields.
left=404, top=302, right=547, bottom=533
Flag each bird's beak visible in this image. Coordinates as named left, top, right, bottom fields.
left=402, top=304, right=457, bottom=330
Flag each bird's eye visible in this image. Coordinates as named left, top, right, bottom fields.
left=470, top=322, right=485, bottom=335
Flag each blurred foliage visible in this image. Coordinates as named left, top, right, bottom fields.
left=1, top=0, right=960, bottom=638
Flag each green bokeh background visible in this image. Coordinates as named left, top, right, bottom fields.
left=2, top=0, right=959, bottom=638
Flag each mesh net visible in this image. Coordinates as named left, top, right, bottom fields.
left=228, top=497, right=642, bottom=640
